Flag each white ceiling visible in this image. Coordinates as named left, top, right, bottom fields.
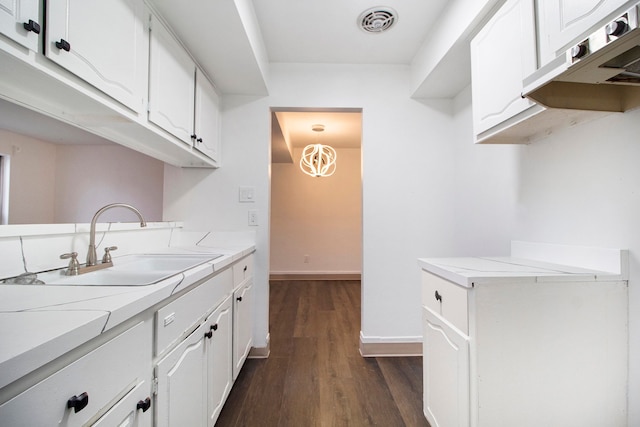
left=254, top=1, right=445, bottom=163
left=252, top=1, right=449, bottom=64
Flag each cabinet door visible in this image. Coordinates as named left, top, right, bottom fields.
left=148, top=14, right=195, bottom=144
left=233, top=279, right=253, bottom=379
left=423, top=308, right=470, bottom=427
left=471, top=0, right=537, bottom=137
left=194, top=68, right=220, bottom=162
left=537, top=0, right=632, bottom=65
left=45, top=0, right=147, bottom=112
left=0, top=0, right=39, bottom=51
left=155, top=322, right=207, bottom=427
left=206, top=296, right=233, bottom=426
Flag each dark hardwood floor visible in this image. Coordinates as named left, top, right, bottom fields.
left=217, top=280, right=429, bottom=427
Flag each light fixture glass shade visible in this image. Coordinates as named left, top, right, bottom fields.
left=299, top=143, right=337, bottom=177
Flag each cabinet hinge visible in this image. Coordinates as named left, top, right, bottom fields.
left=152, top=377, right=159, bottom=395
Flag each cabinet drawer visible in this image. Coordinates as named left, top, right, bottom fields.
left=0, top=321, right=151, bottom=427
left=92, top=381, right=151, bottom=427
left=233, top=254, right=253, bottom=288
left=156, top=268, right=232, bottom=356
left=422, top=271, right=469, bottom=335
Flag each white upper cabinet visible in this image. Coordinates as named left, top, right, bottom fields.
left=0, top=0, right=40, bottom=51
left=471, top=0, right=540, bottom=142
left=194, top=68, right=221, bottom=163
left=148, top=14, right=195, bottom=145
left=45, top=0, right=148, bottom=112
left=537, top=0, right=633, bottom=65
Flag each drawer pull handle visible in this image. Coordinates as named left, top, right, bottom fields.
left=55, top=39, right=71, bottom=52
left=236, top=296, right=243, bottom=302
left=67, top=392, right=89, bottom=413
left=211, top=323, right=218, bottom=331
left=136, top=397, right=151, bottom=412
left=204, top=330, right=213, bottom=339
left=243, top=265, right=248, bottom=272
left=23, top=19, right=41, bottom=34
left=434, top=290, right=442, bottom=303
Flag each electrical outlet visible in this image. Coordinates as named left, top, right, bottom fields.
left=304, top=254, right=310, bottom=263
left=248, top=209, right=258, bottom=226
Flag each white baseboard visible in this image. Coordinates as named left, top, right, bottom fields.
left=248, top=333, right=270, bottom=358
left=359, top=332, right=422, bottom=357
left=270, top=272, right=361, bottom=281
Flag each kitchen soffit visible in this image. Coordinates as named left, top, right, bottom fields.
left=147, top=0, right=449, bottom=95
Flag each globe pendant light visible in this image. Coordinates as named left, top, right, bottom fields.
left=299, top=124, right=337, bottom=177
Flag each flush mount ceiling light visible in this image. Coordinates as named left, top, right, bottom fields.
left=299, top=124, right=337, bottom=178
left=358, top=7, right=397, bottom=33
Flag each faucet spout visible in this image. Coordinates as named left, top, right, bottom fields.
left=86, top=203, right=147, bottom=266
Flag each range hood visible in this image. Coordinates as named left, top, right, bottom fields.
left=524, top=3, right=640, bottom=112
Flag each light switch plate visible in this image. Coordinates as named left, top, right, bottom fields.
left=239, top=186, right=255, bottom=202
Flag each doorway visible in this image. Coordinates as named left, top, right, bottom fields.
left=269, top=108, right=363, bottom=280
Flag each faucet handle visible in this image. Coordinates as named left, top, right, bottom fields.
left=102, top=246, right=118, bottom=264
left=60, top=252, right=80, bottom=276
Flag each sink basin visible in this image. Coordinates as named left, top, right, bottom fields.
left=41, top=253, right=222, bottom=286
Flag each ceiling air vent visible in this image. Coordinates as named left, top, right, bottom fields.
left=358, top=7, right=397, bottom=33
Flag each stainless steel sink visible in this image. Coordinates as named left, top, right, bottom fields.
left=40, top=253, right=222, bottom=286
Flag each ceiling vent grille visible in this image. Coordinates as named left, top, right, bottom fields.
left=358, top=7, right=397, bottom=33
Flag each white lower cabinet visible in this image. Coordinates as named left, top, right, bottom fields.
left=0, top=256, right=254, bottom=427
left=92, top=381, right=152, bottom=427
left=233, top=279, right=253, bottom=379
left=232, top=254, right=254, bottom=380
left=155, top=317, right=207, bottom=427
left=155, top=295, right=233, bottom=427
left=423, top=308, right=469, bottom=427
left=0, top=320, right=153, bottom=427
left=206, top=297, right=233, bottom=425
left=421, top=269, right=628, bottom=427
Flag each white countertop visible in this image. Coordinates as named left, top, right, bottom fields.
left=418, top=256, right=625, bottom=288
left=0, top=244, right=254, bottom=391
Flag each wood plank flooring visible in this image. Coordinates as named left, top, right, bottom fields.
left=217, top=280, right=429, bottom=427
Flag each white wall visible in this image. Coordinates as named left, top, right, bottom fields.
left=508, top=107, right=640, bottom=425
left=0, top=129, right=57, bottom=224
left=54, top=144, right=164, bottom=223
left=270, top=147, right=361, bottom=275
left=450, top=87, right=521, bottom=256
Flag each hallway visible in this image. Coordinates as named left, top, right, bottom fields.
left=217, top=280, right=428, bottom=426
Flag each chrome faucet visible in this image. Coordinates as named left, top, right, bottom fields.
left=86, top=203, right=147, bottom=266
